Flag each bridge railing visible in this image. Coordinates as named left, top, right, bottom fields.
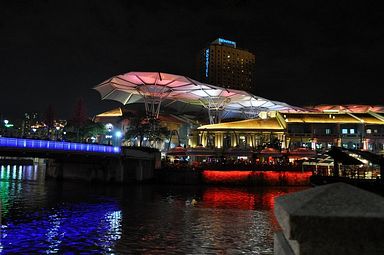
left=0, top=137, right=121, bottom=154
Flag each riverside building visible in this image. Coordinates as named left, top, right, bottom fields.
left=193, top=107, right=384, bottom=154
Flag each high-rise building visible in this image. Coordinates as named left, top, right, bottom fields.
left=22, top=112, right=38, bottom=137
left=197, top=38, right=255, bottom=92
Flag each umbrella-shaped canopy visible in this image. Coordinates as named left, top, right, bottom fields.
left=258, top=147, right=283, bottom=157
left=167, top=145, right=187, bottom=157
left=186, top=146, right=216, bottom=156
left=345, top=149, right=383, bottom=165
left=94, top=71, right=303, bottom=122
left=311, top=104, right=384, bottom=113
left=325, top=147, right=364, bottom=165
left=94, top=72, right=216, bottom=118
left=225, top=147, right=254, bottom=157
left=289, top=147, right=317, bottom=156
left=95, top=72, right=210, bottom=103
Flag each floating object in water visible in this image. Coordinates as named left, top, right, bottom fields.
left=186, top=198, right=198, bottom=206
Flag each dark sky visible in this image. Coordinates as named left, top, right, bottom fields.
left=1, top=0, right=383, bottom=120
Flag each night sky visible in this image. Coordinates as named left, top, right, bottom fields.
left=1, top=1, right=383, bottom=120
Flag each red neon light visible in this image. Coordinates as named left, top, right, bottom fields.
left=202, top=170, right=312, bottom=185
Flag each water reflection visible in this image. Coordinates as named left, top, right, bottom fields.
left=1, top=201, right=122, bottom=254
left=0, top=164, right=306, bottom=254
left=0, top=164, right=44, bottom=182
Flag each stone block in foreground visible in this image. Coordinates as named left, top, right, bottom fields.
left=274, top=182, right=384, bottom=255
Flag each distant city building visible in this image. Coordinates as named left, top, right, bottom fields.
left=22, top=112, right=39, bottom=137
left=197, top=38, right=255, bottom=92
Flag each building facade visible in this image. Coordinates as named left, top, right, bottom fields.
left=194, top=111, right=384, bottom=154
left=197, top=38, right=255, bottom=92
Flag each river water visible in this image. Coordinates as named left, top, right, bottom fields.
left=0, top=164, right=306, bottom=254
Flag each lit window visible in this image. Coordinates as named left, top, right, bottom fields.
left=366, top=129, right=372, bottom=134
left=325, top=129, right=331, bottom=135
left=350, top=129, right=355, bottom=134
left=342, top=129, right=348, bottom=134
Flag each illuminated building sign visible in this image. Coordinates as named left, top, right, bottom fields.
left=0, top=137, right=121, bottom=154
left=205, top=48, right=210, bottom=78
left=218, top=38, right=236, bottom=48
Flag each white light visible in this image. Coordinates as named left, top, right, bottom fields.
left=4, top=120, right=9, bottom=125
left=105, top=123, right=113, bottom=131
left=115, top=131, right=122, bottom=138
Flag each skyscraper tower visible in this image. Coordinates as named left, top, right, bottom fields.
left=197, top=38, right=255, bottom=92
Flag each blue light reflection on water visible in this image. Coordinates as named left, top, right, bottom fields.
left=0, top=165, right=122, bottom=254
left=1, top=202, right=122, bottom=254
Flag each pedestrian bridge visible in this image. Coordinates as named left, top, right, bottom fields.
left=0, top=137, right=159, bottom=183
left=0, top=137, right=121, bottom=158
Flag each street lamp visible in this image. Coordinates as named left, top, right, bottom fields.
left=3, top=120, right=10, bottom=137
left=105, top=123, right=113, bottom=145
left=115, top=130, right=122, bottom=146
left=55, top=126, right=60, bottom=140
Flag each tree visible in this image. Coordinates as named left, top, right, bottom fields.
left=71, top=98, right=88, bottom=142
left=82, top=121, right=107, bottom=142
left=125, top=115, right=170, bottom=147
left=64, top=119, right=106, bottom=143
left=125, top=115, right=150, bottom=147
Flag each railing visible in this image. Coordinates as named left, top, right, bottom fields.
left=341, top=134, right=361, bottom=138
left=365, top=133, right=384, bottom=138
left=288, top=133, right=312, bottom=137
left=0, top=137, right=121, bottom=154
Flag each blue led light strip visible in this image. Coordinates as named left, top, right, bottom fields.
left=205, top=48, right=210, bottom=78
left=0, top=137, right=121, bottom=154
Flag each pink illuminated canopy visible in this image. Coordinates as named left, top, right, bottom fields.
left=94, top=71, right=303, bottom=119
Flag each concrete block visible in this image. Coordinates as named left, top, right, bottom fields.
left=274, top=183, right=384, bottom=255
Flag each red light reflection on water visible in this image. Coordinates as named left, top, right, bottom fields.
left=202, top=188, right=256, bottom=210
left=201, top=187, right=296, bottom=210
left=201, top=186, right=308, bottom=231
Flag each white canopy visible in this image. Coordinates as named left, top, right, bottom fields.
left=94, top=71, right=303, bottom=122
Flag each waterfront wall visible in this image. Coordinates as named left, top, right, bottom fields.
left=274, top=183, right=384, bottom=255
left=154, top=169, right=202, bottom=185
left=46, top=150, right=160, bottom=183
